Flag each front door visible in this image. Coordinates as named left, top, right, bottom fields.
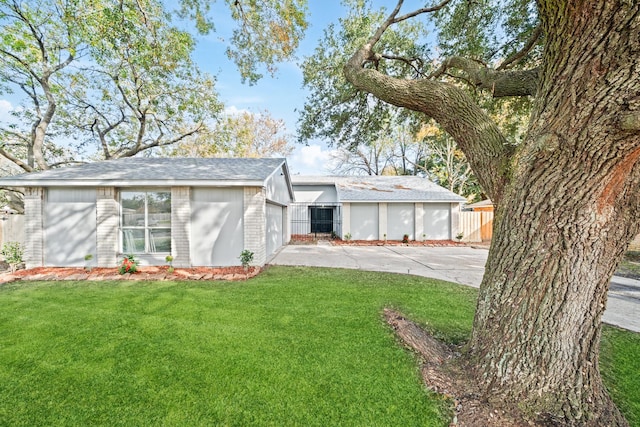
left=310, top=207, right=333, bottom=233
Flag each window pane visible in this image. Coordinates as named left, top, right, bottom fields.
left=149, top=228, right=171, bottom=253
left=122, top=229, right=145, bottom=253
left=148, top=192, right=171, bottom=227
left=121, top=192, right=145, bottom=227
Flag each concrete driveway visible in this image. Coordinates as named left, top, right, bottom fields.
left=270, top=243, right=640, bottom=333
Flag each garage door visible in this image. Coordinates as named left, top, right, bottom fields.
left=387, top=203, right=415, bottom=240
left=266, top=203, right=284, bottom=258
left=350, top=203, right=378, bottom=240
left=423, top=203, right=451, bottom=240
left=191, top=188, right=243, bottom=266
left=44, top=188, right=97, bottom=267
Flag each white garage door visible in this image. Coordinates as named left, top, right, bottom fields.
left=387, top=203, right=415, bottom=240
left=266, top=203, right=284, bottom=258
left=350, top=203, right=378, bottom=240
left=423, top=203, right=451, bottom=240
left=191, top=188, right=244, bottom=266
left=44, top=188, right=97, bottom=267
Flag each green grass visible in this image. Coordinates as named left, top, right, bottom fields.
left=0, top=266, right=637, bottom=426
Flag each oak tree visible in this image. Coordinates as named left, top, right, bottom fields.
left=309, top=0, right=638, bottom=424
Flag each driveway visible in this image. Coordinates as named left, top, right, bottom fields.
left=270, top=243, right=640, bottom=333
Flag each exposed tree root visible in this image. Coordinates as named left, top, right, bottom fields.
left=384, top=308, right=532, bottom=426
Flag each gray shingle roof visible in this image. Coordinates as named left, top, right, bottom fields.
left=0, top=157, right=288, bottom=187
left=291, top=175, right=466, bottom=202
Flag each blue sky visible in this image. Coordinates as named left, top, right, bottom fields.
left=191, top=2, right=349, bottom=175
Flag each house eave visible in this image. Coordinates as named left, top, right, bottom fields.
left=0, top=179, right=268, bottom=188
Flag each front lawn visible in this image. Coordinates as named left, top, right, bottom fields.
left=0, top=266, right=637, bottom=426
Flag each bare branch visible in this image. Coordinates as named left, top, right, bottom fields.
left=0, top=147, right=33, bottom=172
left=392, top=0, right=454, bottom=24
left=497, top=26, right=542, bottom=71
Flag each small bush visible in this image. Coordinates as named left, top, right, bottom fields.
left=1, top=241, right=23, bottom=272
left=118, top=255, right=139, bottom=275
left=402, top=234, right=409, bottom=243
left=239, top=250, right=254, bottom=269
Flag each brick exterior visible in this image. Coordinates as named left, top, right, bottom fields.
left=96, top=187, right=119, bottom=267
left=171, top=187, right=191, bottom=268
left=244, top=187, right=266, bottom=266
left=23, top=187, right=44, bottom=268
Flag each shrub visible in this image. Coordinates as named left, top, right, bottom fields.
left=118, top=255, right=139, bottom=275
left=1, top=241, right=23, bottom=272
left=239, top=250, right=254, bottom=270
left=402, top=234, right=409, bottom=243
left=165, top=255, right=174, bottom=273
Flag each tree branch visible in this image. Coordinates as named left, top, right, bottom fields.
left=496, top=26, right=542, bottom=71
left=0, top=146, right=33, bottom=172
left=344, top=0, right=515, bottom=203
left=431, top=56, right=539, bottom=97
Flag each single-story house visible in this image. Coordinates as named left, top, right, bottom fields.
left=0, top=157, right=293, bottom=269
left=290, top=176, right=466, bottom=241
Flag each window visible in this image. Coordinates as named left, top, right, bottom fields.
left=121, top=191, right=171, bottom=253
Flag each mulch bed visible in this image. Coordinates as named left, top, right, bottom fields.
left=332, top=239, right=467, bottom=246
left=1, top=265, right=261, bottom=284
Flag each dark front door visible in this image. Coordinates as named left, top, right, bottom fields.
left=310, top=207, right=333, bottom=233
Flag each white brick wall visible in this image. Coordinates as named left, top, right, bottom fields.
left=171, top=187, right=191, bottom=267
left=96, top=187, right=119, bottom=267
left=24, top=187, right=44, bottom=268
left=244, top=187, right=266, bottom=266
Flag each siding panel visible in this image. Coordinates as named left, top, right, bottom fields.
left=423, top=203, right=451, bottom=240
left=190, top=188, right=244, bottom=266
left=44, top=188, right=97, bottom=267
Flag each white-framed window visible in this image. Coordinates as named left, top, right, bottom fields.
left=121, top=190, right=171, bottom=253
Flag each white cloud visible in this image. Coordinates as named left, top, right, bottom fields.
left=222, top=105, right=251, bottom=116
left=287, top=144, right=339, bottom=175
left=0, top=99, right=13, bottom=120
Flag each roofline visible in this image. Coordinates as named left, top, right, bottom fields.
left=340, top=199, right=465, bottom=203
left=0, top=179, right=267, bottom=187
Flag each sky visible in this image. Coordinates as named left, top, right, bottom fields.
left=191, top=2, right=348, bottom=176
left=0, top=1, right=426, bottom=176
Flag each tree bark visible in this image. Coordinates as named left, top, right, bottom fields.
left=344, top=0, right=640, bottom=424
left=468, top=1, right=640, bottom=424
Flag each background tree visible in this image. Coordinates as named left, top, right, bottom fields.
left=0, top=0, right=83, bottom=171
left=167, top=110, right=293, bottom=158
left=60, top=1, right=222, bottom=160
left=306, top=0, right=638, bottom=424
left=0, top=0, right=309, bottom=173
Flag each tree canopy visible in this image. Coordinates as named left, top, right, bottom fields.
left=0, top=0, right=309, bottom=173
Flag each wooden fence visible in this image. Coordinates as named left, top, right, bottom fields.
left=459, top=211, right=493, bottom=242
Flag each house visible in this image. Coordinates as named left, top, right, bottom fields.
left=290, top=176, right=466, bottom=241
left=0, top=158, right=293, bottom=269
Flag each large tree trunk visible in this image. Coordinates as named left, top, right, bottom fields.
left=345, top=0, right=640, bottom=424
left=467, top=2, right=640, bottom=424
